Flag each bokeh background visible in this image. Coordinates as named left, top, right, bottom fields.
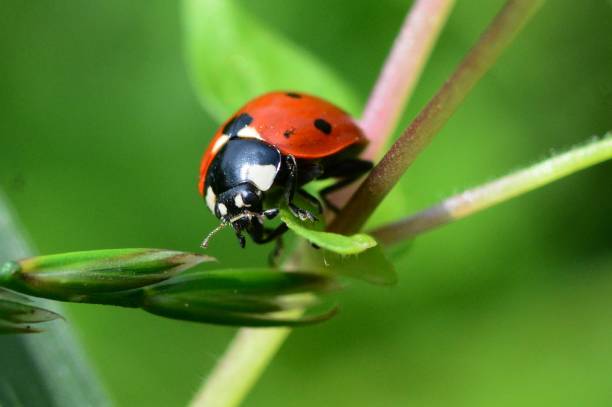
left=1, top=0, right=611, bottom=405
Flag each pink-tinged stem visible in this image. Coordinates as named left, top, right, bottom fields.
left=370, top=134, right=612, bottom=245
left=330, top=0, right=546, bottom=235
left=331, top=0, right=455, bottom=208
left=361, top=0, right=456, bottom=162
left=192, top=3, right=459, bottom=407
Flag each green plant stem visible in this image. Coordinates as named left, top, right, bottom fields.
left=371, top=133, right=612, bottom=245
left=330, top=0, right=455, bottom=208
left=190, top=326, right=292, bottom=407
left=329, top=0, right=546, bottom=235
left=191, top=2, right=457, bottom=406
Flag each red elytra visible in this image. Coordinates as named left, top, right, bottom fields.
left=198, top=91, right=367, bottom=195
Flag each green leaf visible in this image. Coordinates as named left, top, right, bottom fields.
left=1, top=257, right=339, bottom=327
left=280, top=209, right=377, bottom=255
left=301, top=243, right=397, bottom=286
left=78, top=267, right=336, bottom=310
left=150, top=293, right=317, bottom=314
left=183, top=0, right=358, bottom=120
left=141, top=267, right=338, bottom=326
left=0, top=298, right=62, bottom=325
left=0, top=249, right=214, bottom=301
left=143, top=293, right=337, bottom=327
left=148, top=268, right=337, bottom=296
left=0, top=320, right=42, bottom=334
left=0, top=286, right=33, bottom=303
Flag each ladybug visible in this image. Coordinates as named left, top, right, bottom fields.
left=198, top=91, right=372, bottom=248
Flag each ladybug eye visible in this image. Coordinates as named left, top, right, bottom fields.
left=242, top=191, right=259, bottom=206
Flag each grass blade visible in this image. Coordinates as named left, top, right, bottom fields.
left=0, top=191, right=110, bottom=406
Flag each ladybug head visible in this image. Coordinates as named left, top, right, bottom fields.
left=201, top=183, right=272, bottom=248
left=214, top=183, right=263, bottom=221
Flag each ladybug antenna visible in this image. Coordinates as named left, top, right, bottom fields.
left=201, top=221, right=228, bottom=249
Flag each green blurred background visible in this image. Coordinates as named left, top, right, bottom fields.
left=1, top=0, right=611, bottom=405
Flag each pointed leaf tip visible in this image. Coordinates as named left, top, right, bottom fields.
left=2, top=249, right=216, bottom=302
left=280, top=209, right=377, bottom=255
left=0, top=299, right=63, bottom=324
left=0, top=287, right=32, bottom=303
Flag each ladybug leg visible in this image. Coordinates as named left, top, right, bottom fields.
left=321, top=197, right=341, bottom=214
left=235, top=232, right=246, bottom=248
left=262, top=208, right=280, bottom=220
left=297, top=161, right=325, bottom=184
left=247, top=220, right=288, bottom=265
left=320, top=178, right=354, bottom=213
left=267, top=236, right=284, bottom=267
left=268, top=224, right=288, bottom=243
left=319, top=158, right=373, bottom=212
left=249, top=222, right=289, bottom=244
left=297, top=189, right=323, bottom=214
left=284, top=155, right=318, bottom=222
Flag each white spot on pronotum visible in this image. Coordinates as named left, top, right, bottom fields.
left=237, top=126, right=262, bottom=140
left=205, top=187, right=216, bottom=214
left=212, top=135, right=230, bottom=153
left=240, top=164, right=277, bottom=191
left=217, top=203, right=228, bottom=216
left=234, top=194, right=250, bottom=208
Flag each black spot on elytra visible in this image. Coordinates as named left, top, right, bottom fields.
left=222, top=116, right=236, bottom=135
left=222, top=113, right=253, bottom=137
left=283, top=128, right=296, bottom=138
left=314, top=118, right=332, bottom=135
left=285, top=92, right=302, bottom=98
